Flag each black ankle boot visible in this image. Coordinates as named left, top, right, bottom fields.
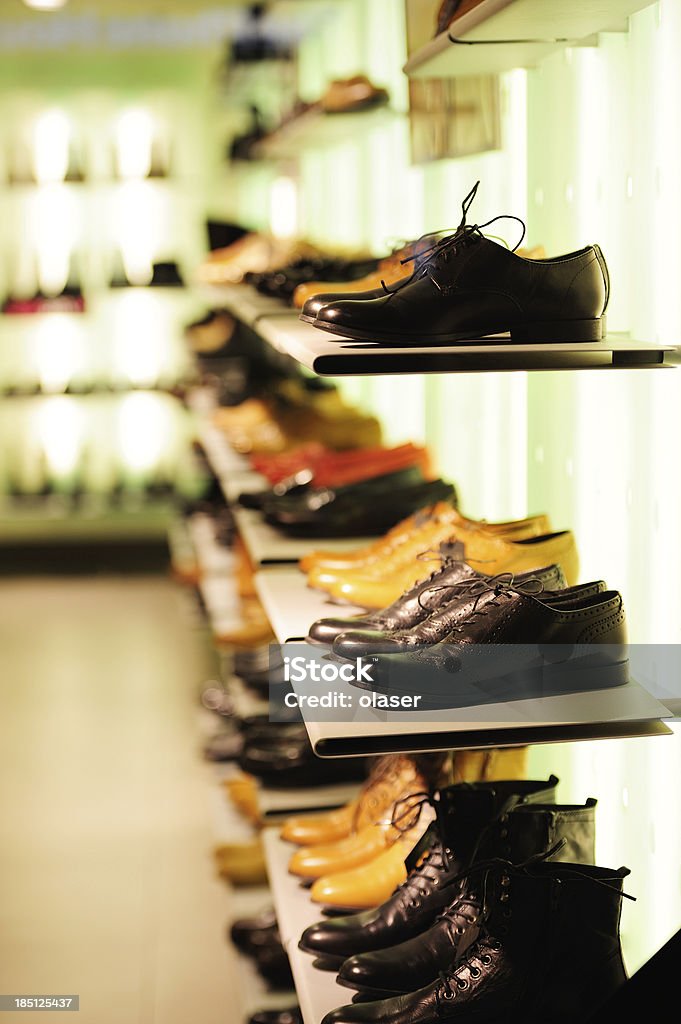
left=298, top=776, right=558, bottom=967
left=336, top=798, right=597, bottom=997
left=322, top=859, right=630, bottom=1024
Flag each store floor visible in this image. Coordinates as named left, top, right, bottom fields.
left=0, top=574, right=235, bottom=1024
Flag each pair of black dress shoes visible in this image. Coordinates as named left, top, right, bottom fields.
left=302, top=182, right=610, bottom=346
left=263, top=473, right=457, bottom=539
left=309, top=557, right=628, bottom=708
left=297, top=775, right=630, bottom=1024
left=229, top=907, right=294, bottom=990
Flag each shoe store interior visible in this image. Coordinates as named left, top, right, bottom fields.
left=2, top=0, right=681, bottom=1022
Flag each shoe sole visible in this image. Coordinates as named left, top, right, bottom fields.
left=297, top=941, right=346, bottom=969
left=309, top=316, right=607, bottom=347
left=335, top=975, right=406, bottom=1000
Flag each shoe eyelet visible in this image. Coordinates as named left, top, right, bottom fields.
left=456, top=926, right=465, bottom=934
left=469, top=967, right=481, bottom=979
left=500, top=875, right=510, bottom=887
left=442, top=989, right=455, bottom=1001
left=499, top=828, right=508, bottom=838
left=480, top=955, right=492, bottom=965
left=499, top=892, right=509, bottom=902
left=456, top=978, right=468, bottom=990
left=503, top=908, right=512, bottom=918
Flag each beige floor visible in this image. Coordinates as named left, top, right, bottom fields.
left=0, top=575, right=238, bottom=1024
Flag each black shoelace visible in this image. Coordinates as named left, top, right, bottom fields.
left=416, top=570, right=544, bottom=620
left=389, top=181, right=526, bottom=296
left=435, top=846, right=634, bottom=1006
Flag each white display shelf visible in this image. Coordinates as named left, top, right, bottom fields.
left=404, top=0, right=658, bottom=78
left=233, top=506, right=375, bottom=568
left=255, top=106, right=404, bottom=160
left=197, top=420, right=269, bottom=503
left=263, top=828, right=351, bottom=1024
left=257, top=315, right=675, bottom=376
left=294, top=672, right=671, bottom=758
left=197, top=419, right=251, bottom=477
left=255, top=567, right=366, bottom=643
left=206, top=779, right=295, bottom=1017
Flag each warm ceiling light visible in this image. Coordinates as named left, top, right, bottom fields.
left=22, top=1, right=69, bottom=11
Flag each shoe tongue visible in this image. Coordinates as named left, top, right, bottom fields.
left=436, top=784, right=527, bottom=861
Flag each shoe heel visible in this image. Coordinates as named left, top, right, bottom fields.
left=511, top=316, right=606, bottom=343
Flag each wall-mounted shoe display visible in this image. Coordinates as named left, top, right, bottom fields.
left=308, top=183, right=609, bottom=345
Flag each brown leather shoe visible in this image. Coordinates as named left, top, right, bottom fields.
left=281, top=754, right=422, bottom=848
left=311, top=528, right=578, bottom=608
left=306, top=512, right=555, bottom=592
left=301, top=509, right=550, bottom=576
left=321, top=75, right=389, bottom=114
left=309, top=827, right=424, bottom=910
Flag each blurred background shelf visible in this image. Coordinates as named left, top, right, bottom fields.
left=254, top=105, right=404, bottom=160
left=404, top=0, right=660, bottom=78
left=232, top=506, right=373, bottom=568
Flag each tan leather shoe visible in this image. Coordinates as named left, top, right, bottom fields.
left=281, top=800, right=360, bottom=847
left=288, top=820, right=402, bottom=879
left=298, top=503, right=455, bottom=574
left=224, top=774, right=261, bottom=825
left=309, top=826, right=424, bottom=909
left=451, top=746, right=528, bottom=783
left=314, top=528, right=578, bottom=608
left=307, top=513, right=555, bottom=593
left=321, top=75, right=389, bottom=114
left=281, top=753, right=422, bottom=847
left=301, top=509, right=550, bottom=576
left=198, top=235, right=319, bottom=285
left=214, top=838, right=267, bottom=885
left=215, top=597, right=275, bottom=648
left=283, top=754, right=424, bottom=856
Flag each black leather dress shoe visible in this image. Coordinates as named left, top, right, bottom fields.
left=262, top=466, right=425, bottom=520
left=230, top=907, right=278, bottom=953
left=336, top=798, right=597, bottom=997
left=254, top=256, right=378, bottom=303
left=298, top=777, right=558, bottom=966
left=239, top=734, right=367, bottom=788
left=300, top=279, right=409, bottom=324
left=265, top=478, right=457, bottom=538
left=330, top=565, right=573, bottom=657
left=254, top=943, right=295, bottom=989
left=352, top=582, right=628, bottom=706
left=321, top=860, right=629, bottom=1024
left=313, top=182, right=609, bottom=345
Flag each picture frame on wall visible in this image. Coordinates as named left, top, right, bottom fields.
left=405, top=0, right=501, bottom=164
